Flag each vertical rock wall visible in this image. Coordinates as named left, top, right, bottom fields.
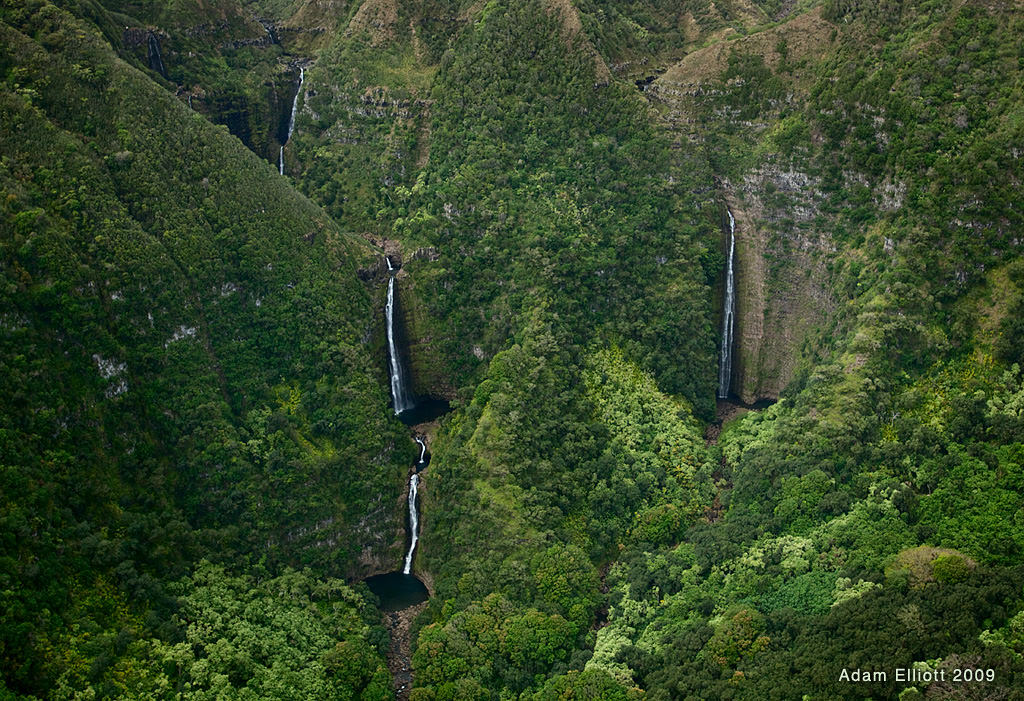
left=725, top=167, right=837, bottom=403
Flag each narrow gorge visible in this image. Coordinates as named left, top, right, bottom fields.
left=368, top=255, right=447, bottom=697
left=385, top=256, right=414, bottom=415
left=4, top=1, right=1023, bottom=699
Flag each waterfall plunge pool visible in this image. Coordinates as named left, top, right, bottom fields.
left=396, top=398, right=451, bottom=426
left=364, top=573, right=429, bottom=612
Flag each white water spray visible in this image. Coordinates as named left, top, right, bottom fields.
left=403, top=474, right=419, bottom=574
left=279, top=66, right=304, bottom=175
left=386, top=257, right=412, bottom=414
left=718, top=210, right=736, bottom=399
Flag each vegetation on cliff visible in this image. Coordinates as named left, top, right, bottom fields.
left=1, top=0, right=408, bottom=695
left=2, top=0, right=1023, bottom=699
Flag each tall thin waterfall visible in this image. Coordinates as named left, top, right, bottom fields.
left=279, top=67, right=304, bottom=175
left=718, top=210, right=737, bottom=399
left=147, top=34, right=167, bottom=79
left=386, top=257, right=412, bottom=414
left=415, top=437, right=426, bottom=465
left=403, top=473, right=420, bottom=574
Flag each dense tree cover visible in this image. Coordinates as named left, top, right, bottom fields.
left=396, top=0, right=717, bottom=412
left=93, top=0, right=301, bottom=161
left=47, top=563, right=391, bottom=699
left=4, top=0, right=1024, bottom=698
left=1, top=1, right=407, bottom=696
left=580, top=1, right=1024, bottom=698
left=412, top=313, right=713, bottom=698
left=288, top=2, right=448, bottom=237
left=575, top=0, right=773, bottom=73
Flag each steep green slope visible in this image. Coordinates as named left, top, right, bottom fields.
left=414, top=323, right=712, bottom=698
left=287, top=0, right=452, bottom=236
left=88, top=0, right=303, bottom=161
left=1, top=0, right=408, bottom=695
left=3, top=0, right=1024, bottom=699
left=649, top=0, right=1024, bottom=402
left=395, top=0, right=718, bottom=410
left=386, top=2, right=723, bottom=697
left=398, top=0, right=1024, bottom=697
left=584, top=1, right=1024, bottom=698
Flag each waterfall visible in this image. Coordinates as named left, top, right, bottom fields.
left=415, top=437, right=426, bottom=464
left=403, top=473, right=420, bottom=574
left=386, top=258, right=412, bottom=414
left=279, top=67, right=304, bottom=175
left=147, top=34, right=167, bottom=79
left=718, top=210, right=736, bottom=399
left=258, top=19, right=278, bottom=45
left=287, top=67, right=303, bottom=142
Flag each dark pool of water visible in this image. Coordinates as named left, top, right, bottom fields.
left=398, top=398, right=451, bottom=426
left=364, top=572, right=429, bottom=611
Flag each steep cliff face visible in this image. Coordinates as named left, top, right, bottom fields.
left=365, top=246, right=460, bottom=402
left=725, top=166, right=837, bottom=403
left=399, top=266, right=461, bottom=401
left=0, top=0, right=412, bottom=580
left=283, top=1, right=457, bottom=232
left=650, top=7, right=840, bottom=403
left=106, top=0, right=320, bottom=160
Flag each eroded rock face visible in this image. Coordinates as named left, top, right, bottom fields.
left=650, top=8, right=843, bottom=404
left=350, top=495, right=407, bottom=579
left=724, top=166, right=837, bottom=404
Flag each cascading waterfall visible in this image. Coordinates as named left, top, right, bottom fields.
left=279, top=66, right=304, bottom=175
left=717, top=209, right=737, bottom=399
left=147, top=34, right=167, bottom=79
left=415, top=437, right=426, bottom=465
left=386, top=257, right=413, bottom=414
left=258, top=19, right=278, bottom=45
left=403, top=473, right=420, bottom=574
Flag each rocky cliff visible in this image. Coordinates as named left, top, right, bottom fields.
left=724, top=166, right=837, bottom=403
left=650, top=7, right=840, bottom=403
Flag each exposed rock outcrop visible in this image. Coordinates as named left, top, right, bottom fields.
left=351, top=490, right=408, bottom=579
left=385, top=601, right=428, bottom=700
left=724, top=166, right=836, bottom=403
left=654, top=7, right=834, bottom=94
left=650, top=8, right=841, bottom=403
left=346, top=0, right=399, bottom=46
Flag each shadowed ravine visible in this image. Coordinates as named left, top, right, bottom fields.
left=364, top=434, right=430, bottom=699
left=373, top=261, right=448, bottom=695
left=279, top=66, right=303, bottom=175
